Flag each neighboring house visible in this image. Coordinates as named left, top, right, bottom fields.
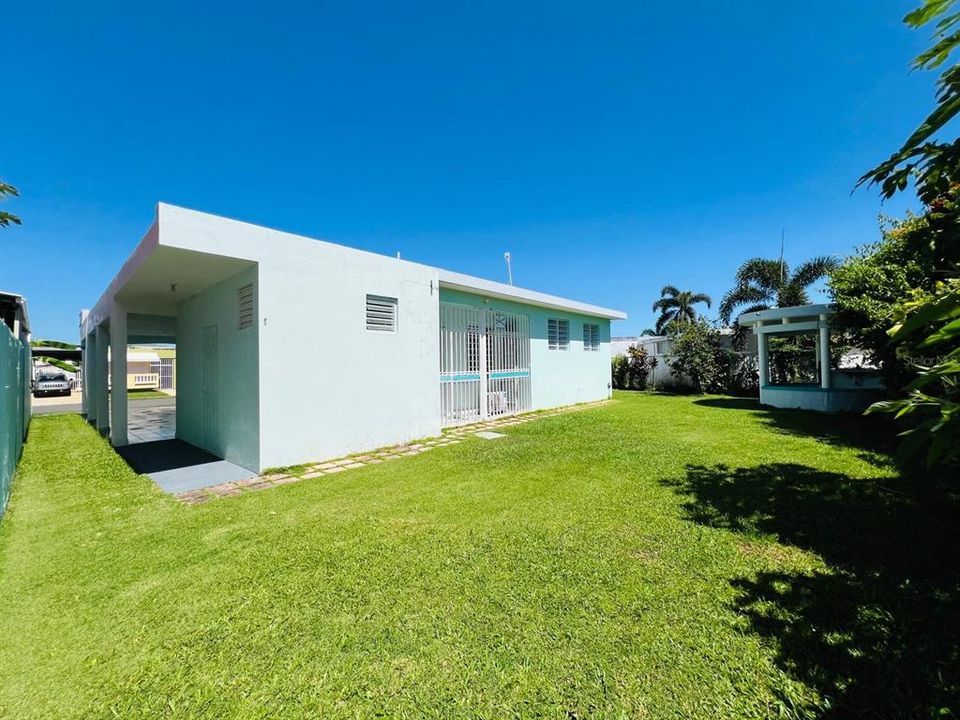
left=80, top=204, right=625, bottom=473
left=112, top=347, right=176, bottom=391
left=0, top=291, right=31, bottom=519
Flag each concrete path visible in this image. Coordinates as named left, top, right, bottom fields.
left=116, top=440, right=257, bottom=494
left=128, top=404, right=175, bottom=444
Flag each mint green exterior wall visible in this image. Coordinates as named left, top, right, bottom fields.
left=176, top=266, right=259, bottom=471
left=439, top=288, right=612, bottom=409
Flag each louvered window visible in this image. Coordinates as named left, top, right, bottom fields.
left=366, top=294, right=398, bottom=332
left=238, top=284, right=254, bottom=330
left=548, top=318, right=569, bottom=350
left=583, top=323, right=600, bottom=351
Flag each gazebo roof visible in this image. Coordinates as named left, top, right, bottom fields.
left=738, top=303, right=832, bottom=325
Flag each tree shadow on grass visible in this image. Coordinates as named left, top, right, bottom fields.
left=663, top=463, right=960, bottom=717
left=692, top=397, right=899, bottom=469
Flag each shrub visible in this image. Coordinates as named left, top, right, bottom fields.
left=665, top=320, right=732, bottom=394
left=611, top=344, right=655, bottom=390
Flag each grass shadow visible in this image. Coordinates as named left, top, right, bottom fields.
left=663, top=462, right=960, bottom=717
left=693, top=397, right=899, bottom=470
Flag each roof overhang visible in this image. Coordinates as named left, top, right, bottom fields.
left=438, top=269, right=627, bottom=320
left=737, top=304, right=833, bottom=336
left=737, top=303, right=832, bottom=326
left=0, top=290, right=30, bottom=334
left=82, top=209, right=255, bottom=337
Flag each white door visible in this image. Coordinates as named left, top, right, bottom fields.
left=201, top=325, right=219, bottom=454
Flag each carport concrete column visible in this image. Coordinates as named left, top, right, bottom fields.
left=95, top=324, right=110, bottom=434
left=756, top=327, right=769, bottom=386
left=110, top=304, right=128, bottom=446
left=819, top=315, right=831, bottom=390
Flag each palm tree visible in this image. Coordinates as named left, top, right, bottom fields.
left=651, top=286, right=713, bottom=335
left=0, top=179, right=21, bottom=228
left=718, top=256, right=839, bottom=325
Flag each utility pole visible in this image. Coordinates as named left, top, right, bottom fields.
left=504, top=252, right=513, bottom=286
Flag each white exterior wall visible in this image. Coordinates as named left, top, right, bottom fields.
left=156, top=204, right=441, bottom=471
left=176, top=266, right=260, bottom=471
left=255, top=240, right=441, bottom=470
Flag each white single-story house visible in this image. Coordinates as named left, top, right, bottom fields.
left=738, top=303, right=884, bottom=412
left=80, top=204, right=625, bottom=473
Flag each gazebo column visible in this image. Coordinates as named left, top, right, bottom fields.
left=95, top=324, right=110, bottom=435
left=819, top=315, right=831, bottom=390
left=757, top=328, right=769, bottom=387
left=110, top=303, right=128, bottom=446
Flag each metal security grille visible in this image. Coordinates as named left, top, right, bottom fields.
left=440, top=302, right=531, bottom=426
left=150, top=357, right=175, bottom=390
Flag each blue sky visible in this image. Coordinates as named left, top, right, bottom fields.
left=2, top=1, right=931, bottom=340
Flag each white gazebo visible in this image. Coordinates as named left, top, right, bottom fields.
left=738, top=304, right=884, bottom=412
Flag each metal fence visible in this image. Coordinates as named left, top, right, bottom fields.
left=1, top=326, right=30, bottom=520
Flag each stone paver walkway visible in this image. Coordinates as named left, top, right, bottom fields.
left=175, top=400, right=609, bottom=505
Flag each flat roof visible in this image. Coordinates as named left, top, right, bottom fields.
left=737, top=303, right=832, bottom=326
left=83, top=204, right=628, bottom=330
left=438, top=269, right=627, bottom=320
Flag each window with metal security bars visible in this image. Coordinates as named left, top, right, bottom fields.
left=583, top=323, right=600, bottom=351
left=238, top=284, right=254, bottom=330
left=548, top=318, right=569, bottom=350
left=366, top=295, right=398, bottom=332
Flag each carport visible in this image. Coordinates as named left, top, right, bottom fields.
left=80, top=211, right=259, bottom=490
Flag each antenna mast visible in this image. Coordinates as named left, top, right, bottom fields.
left=504, top=252, right=513, bottom=286
left=779, top=229, right=785, bottom=285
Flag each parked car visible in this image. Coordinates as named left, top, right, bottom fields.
left=33, top=373, right=71, bottom=398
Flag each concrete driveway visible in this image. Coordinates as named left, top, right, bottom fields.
left=31, top=393, right=176, bottom=417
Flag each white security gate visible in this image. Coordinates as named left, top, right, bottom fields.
left=440, top=303, right=531, bottom=426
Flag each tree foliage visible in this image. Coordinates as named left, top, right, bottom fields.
left=829, top=215, right=936, bottom=388
left=858, top=0, right=960, bottom=467
left=651, top=286, right=712, bottom=335
left=664, top=319, right=731, bottom=394
left=867, top=279, right=960, bottom=465
left=719, top=256, right=839, bottom=326
left=37, top=357, right=80, bottom=374
left=858, top=0, right=960, bottom=208
left=0, top=179, right=20, bottom=228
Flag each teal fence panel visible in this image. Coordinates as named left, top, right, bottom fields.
left=1, top=326, right=30, bottom=520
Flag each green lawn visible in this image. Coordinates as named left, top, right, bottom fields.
left=126, top=389, right=172, bottom=400
left=1, top=393, right=957, bottom=718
